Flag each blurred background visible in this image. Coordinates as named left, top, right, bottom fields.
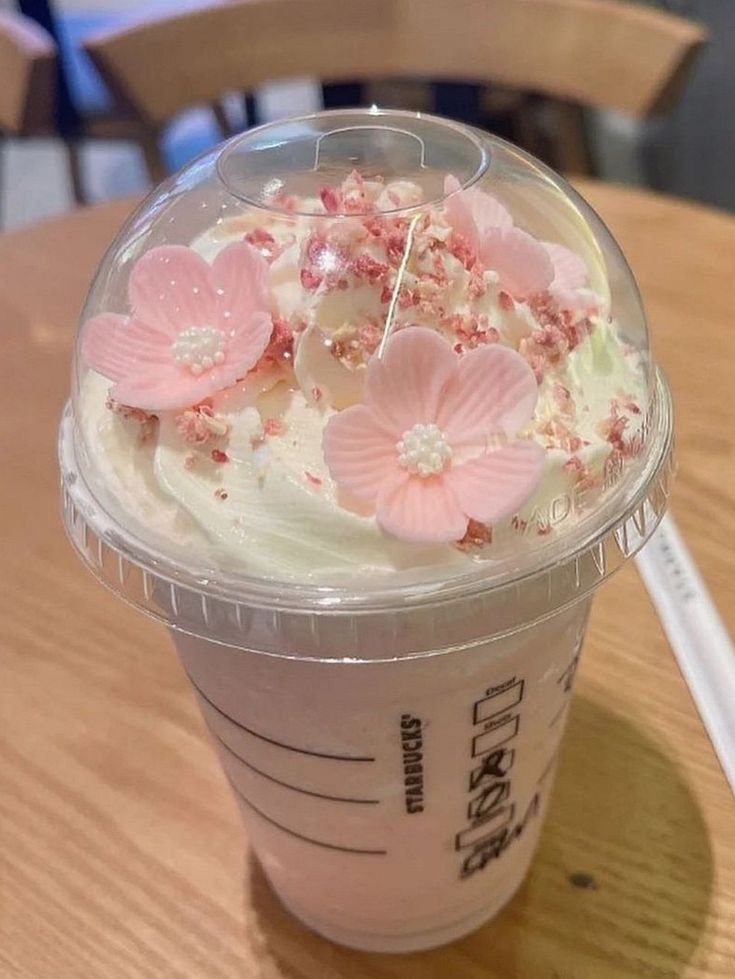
left=1, top=0, right=732, bottom=228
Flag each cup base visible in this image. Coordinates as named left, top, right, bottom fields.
left=274, top=874, right=525, bottom=953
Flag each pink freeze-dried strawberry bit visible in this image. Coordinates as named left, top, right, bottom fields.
left=340, top=170, right=372, bottom=213
left=304, top=470, right=323, bottom=487
left=397, top=286, right=418, bottom=309
left=175, top=401, right=230, bottom=445
left=269, top=189, right=297, bottom=211
left=552, top=383, right=575, bottom=417
left=520, top=295, right=595, bottom=379
left=385, top=228, right=409, bottom=265
left=300, top=268, right=323, bottom=291
left=357, top=320, right=383, bottom=355
left=498, top=290, right=514, bottom=312
left=443, top=312, right=499, bottom=349
left=599, top=400, right=640, bottom=455
left=363, top=216, right=384, bottom=239
left=456, top=519, right=493, bottom=550
left=106, top=397, right=156, bottom=424
left=564, top=455, right=598, bottom=491
left=518, top=340, right=545, bottom=383
left=300, top=232, right=351, bottom=293
left=329, top=319, right=382, bottom=366
left=468, top=265, right=487, bottom=300
left=428, top=251, right=449, bottom=288
left=529, top=294, right=594, bottom=356
left=211, top=448, right=229, bottom=464
left=540, top=418, right=583, bottom=453
left=244, top=227, right=281, bottom=263
left=263, top=417, right=285, bottom=436
left=262, top=316, right=294, bottom=366
left=352, top=253, right=390, bottom=284
left=604, top=417, right=629, bottom=453
left=446, top=230, right=476, bottom=270
left=320, top=186, right=343, bottom=214
left=106, top=397, right=158, bottom=444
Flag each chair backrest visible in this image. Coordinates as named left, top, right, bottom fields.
left=84, top=0, right=706, bottom=131
left=0, top=12, right=56, bottom=135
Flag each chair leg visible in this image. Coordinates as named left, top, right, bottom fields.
left=138, top=130, right=166, bottom=184
left=245, top=94, right=257, bottom=127
left=551, top=101, right=594, bottom=177
left=322, top=83, right=364, bottom=109
left=512, top=95, right=548, bottom=162
left=433, top=83, right=482, bottom=126
left=211, top=100, right=231, bottom=138
left=64, top=139, right=86, bottom=206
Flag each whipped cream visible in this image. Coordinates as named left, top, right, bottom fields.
left=79, top=173, right=647, bottom=582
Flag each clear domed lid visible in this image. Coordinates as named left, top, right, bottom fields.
left=65, top=109, right=672, bottom=613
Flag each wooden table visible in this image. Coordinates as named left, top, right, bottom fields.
left=1, top=183, right=733, bottom=978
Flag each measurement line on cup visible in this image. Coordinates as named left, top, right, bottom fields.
left=186, top=672, right=376, bottom=762
left=228, top=780, right=388, bottom=855
left=548, top=703, right=567, bottom=729
left=536, top=750, right=559, bottom=787
left=213, top=729, right=380, bottom=804
left=557, top=651, right=580, bottom=693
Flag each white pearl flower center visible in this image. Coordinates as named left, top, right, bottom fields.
left=396, top=423, right=453, bottom=477
left=171, top=326, right=226, bottom=375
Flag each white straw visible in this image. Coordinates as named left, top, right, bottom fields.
left=635, top=512, right=735, bottom=796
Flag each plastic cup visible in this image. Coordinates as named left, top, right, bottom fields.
left=61, top=369, right=671, bottom=950
left=172, top=602, right=592, bottom=951
left=58, top=110, right=675, bottom=951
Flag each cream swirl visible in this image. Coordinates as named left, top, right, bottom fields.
left=79, top=175, right=646, bottom=581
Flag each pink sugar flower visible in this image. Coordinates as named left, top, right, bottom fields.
left=444, top=174, right=553, bottom=300
left=542, top=240, right=593, bottom=314
left=444, top=173, right=513, bottom=237
left=323, top=327, right=545, bottom=543
left=83, top=242, right=272, bottom=411
left=543, top=242, right=587, bottom=291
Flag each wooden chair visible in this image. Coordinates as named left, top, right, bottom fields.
left=0, top=10, right=87, bottom=219
left=82, top=0, right=707, bottom=180
left=0, top=11, right=55, bottom=134
left=1, top=11, right=54, bottom=221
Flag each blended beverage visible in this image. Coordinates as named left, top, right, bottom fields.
left=59, top=111, right=673, bottom=952
left=171, top=600, right=591, bottom=950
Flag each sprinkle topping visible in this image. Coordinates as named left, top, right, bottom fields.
left=171, top=326, right=226, bottom=374
left=396, top=423, right=453, bottom=477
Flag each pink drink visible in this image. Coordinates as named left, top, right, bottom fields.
left=60, top=111, right=674, bottom=951
left=172, top=601, right=589, bottom=951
